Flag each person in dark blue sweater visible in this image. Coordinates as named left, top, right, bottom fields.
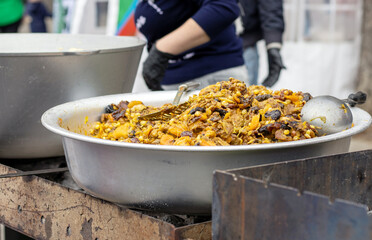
left=26, top=0, right=52, bottom=33
left=239, top=0, right=285, bottom=87
left=134, top=0, right=248, bottom=91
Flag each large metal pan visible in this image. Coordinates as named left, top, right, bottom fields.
left=0, top=33, right=145, bottom=158
left=41, top=91, right=372, bottom=215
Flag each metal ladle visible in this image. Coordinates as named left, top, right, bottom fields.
left=138, top=82, right=200, bottom=121
left=301, top=91, right=367, bottom=135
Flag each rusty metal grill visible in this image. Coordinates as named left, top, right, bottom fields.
left=213, top=149, right=372, bottom=240
left=0, top=157, right=212, bottom=240
left=3, top=149, right=372, bottom=239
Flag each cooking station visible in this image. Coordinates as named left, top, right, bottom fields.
left=0, top=156, right=212, bottom=240
left=1, top=33, right=372, bottom=239
left=213, top=149, right=372, bottom=239
left=2, top=149, right=372, bottom=239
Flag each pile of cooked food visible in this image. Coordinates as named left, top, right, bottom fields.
left=88, top=78, right=318, bottom=146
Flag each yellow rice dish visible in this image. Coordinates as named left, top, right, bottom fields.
left=88, top=78, right=318, bottom=146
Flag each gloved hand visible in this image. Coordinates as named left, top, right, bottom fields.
left=142, top=45, right=175, bottom=91
left=262, top=48, right=286, bottom=87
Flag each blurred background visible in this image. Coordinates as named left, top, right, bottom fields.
left=18, top=0, right=364, bottom=97
left=16, top=0, right=372, bottom=148
left=17, top=0, right=372, bottom=144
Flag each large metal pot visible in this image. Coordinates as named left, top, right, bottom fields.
left=0, top=33, right=145, bottom=158
left=41, top=91, right=372, bottom=215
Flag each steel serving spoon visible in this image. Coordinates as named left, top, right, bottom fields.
left=301, top=91, right=367, bottom=135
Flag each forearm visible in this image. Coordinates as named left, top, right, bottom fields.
left=257, top=0, right=284, bottom=45
left=156, top=18, right=210, bottom=55
left=156, top=0, right=239, bottom=55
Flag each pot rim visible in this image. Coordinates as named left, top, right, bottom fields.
left=0, top=33, right=146, bottom=57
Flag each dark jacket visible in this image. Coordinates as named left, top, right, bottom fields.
left=26, top=2, right=52, bottom=33
left=135, top=0, right=244, bottom=85
left=239, top=0, right=284, bottom=48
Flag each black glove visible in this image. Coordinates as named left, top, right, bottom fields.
left=262, top=48, right=286, bottom=87
left=142, top=45, right=175, bottom=91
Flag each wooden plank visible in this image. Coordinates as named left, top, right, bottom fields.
left=175, top=223, right=212, bottom=240
left=0, top=164, right=211, bottom=240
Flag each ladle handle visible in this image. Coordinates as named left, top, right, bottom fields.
left=344, top=91, right=367, bottom=107
left=172, top=82, right=200, bottom=105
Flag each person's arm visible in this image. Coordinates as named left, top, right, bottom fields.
left=156, top=18, right=210, bottom=55
left=257, top=0, right=284, bottom=46
left=158, top=0, right=240, bottom=54
left=258, top=0, right=286, bottom=87
left=143, top=0, right=240, bottom=90
left=143, top=18, right=210, bottom=91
